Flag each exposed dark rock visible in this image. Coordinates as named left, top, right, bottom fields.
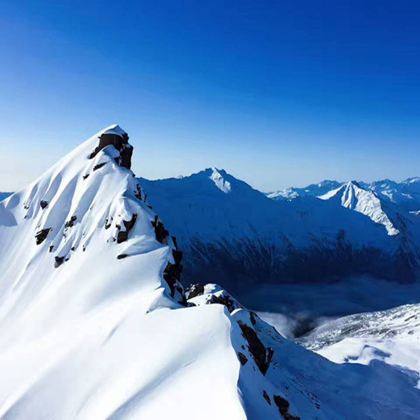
left=263, top=390, right=271, bottom=405
left=237, top=352, right=248, bottom=366
left=64, top=216, right=77, bottom=228
left=54, top=256, right=65, bottom=268
left=273, top=395, right=300, bottom=420
left=119, top=145, right=133, bottom=169
left=161, top=244, right=184, bottom=297
left=238, top=321, right=273, bottom=375
left=163, top=261, right=182, bottom=296
left=104, top=218, right=112, bottom=229
left=88, top=131, right=133, bottom=169
left=172, top=249, right=183, bottom=265
left=93, top=162, right=107, bottom=171
left=250, top=312, right=257, bottom=326
left=151, top=216, right=169, bottom=244
left=172, top=236, right=178, bottom=248
left=83, top=174, right=90, bottom=180
left=116, top=214, right=137, bottom=243
left=208, top=294, right=238, bottom=313
left=117, top=254, right=128, bottom=260
left=134, top=184, right=142, bottom=200
left=49, top=245, right=54, bottom=253
left=186, top=283, right=205, bottom=299
left=35, top=228, right=51, bottom=245
left=40, top=200, right=48, bottom=209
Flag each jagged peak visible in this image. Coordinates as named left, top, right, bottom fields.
left=88, top=124, right=132, bottom=169
left=208, top=167, right=232, bottom=193
left=0, top=126, right=185, bottom=306
left=319, top=179, right=400, bottom=236
left=344, top=180, right=362, bottom=189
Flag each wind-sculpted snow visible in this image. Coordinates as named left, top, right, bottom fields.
left=0, top=126, right=419, bottom=419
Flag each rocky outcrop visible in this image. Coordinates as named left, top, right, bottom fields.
left=273, top=395, right=300, bottom=420
left=54, top=256, right=65, bottom=268
left=116, top=214, right=137, bottom=243
left=151, top=216, right=169, bottom=244
left=35, top=228, right=51, bottom=245
left=64, top=216, right=77, bottom=229
left=185, top=284, right=205, bottom=299
left=238, top=320, right=273, bottom=375
left=186, top=283, right=242, bottom=313
left=89, top=129, right=133, bottom=169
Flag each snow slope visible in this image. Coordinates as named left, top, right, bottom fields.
left=319, top=181, right=400, bottom=236
left=1, top=126, right=419, bottom=419
left=300, top=304, right=420, bottom=388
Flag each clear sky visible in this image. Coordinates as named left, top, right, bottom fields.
left=1, top=1, right=420, bottom=192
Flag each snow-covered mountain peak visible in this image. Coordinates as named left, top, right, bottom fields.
left=208, top=167, right=232, bottom=193
left=0, top=125, right=185, bottom=316
left=319, top=181, right=400, bottom=236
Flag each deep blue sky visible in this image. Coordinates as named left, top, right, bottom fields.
left=1, top=1, right=420, bottom=192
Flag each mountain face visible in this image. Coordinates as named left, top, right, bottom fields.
left=140, top=170, right=419, bottom=294
left=319, top=181, right=400, bottom=236
left=2, top=126, right=419, bottom=418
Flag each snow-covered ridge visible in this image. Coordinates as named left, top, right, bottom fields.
left=319, top=181, right=400, bottom=236
left=0, top=124, right=183, bottom=303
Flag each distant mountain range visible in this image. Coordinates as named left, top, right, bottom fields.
left=3, top=172, right=420, bottom=291
left=137, top=170, right=420, bottom=297
left=269, top=177, right=420, bottom=212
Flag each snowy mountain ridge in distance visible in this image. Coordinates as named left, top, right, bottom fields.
left=319, top=181, right=400, bottom=236
left=140, top=168, right=420, bottom=289
left=267, top=180, right=342, bottom=201
left=1, top=125, right=419, bottom=419
left=269, top=177, right=420, bottom=213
